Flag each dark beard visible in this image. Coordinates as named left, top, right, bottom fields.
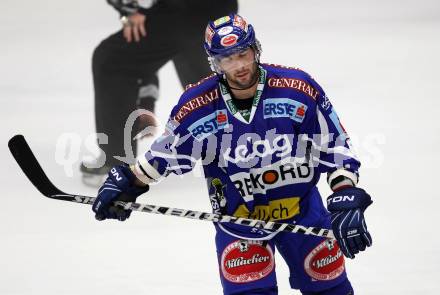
left=227, top=66, right=259, bottom=90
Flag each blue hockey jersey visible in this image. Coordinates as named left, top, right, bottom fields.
left=135, top=63, right=360, bottom=231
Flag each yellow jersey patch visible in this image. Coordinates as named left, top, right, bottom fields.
left=233, top=197, right=300, bottom=222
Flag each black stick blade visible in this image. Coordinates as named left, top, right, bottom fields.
left=8, top=134, right=64, bottom=197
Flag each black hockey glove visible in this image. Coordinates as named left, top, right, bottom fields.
left=327, top=187, right=373, bottom=259
left=93, top=165, right=148, bottom=221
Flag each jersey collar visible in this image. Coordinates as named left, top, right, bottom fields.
left=219, top=66, right=267, bottom=124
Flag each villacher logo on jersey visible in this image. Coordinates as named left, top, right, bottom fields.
left=221, top=240, right=274, bottom=283
left=304, top=240, right=345, bottom=281
left=225, top=253, right=270, bottom=269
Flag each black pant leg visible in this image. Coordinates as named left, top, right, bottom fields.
left=92, top=25, right=177, bottom=166
left=172, top=0, right=239, bottom=86
left=173, top=46, right=212, bottom=87
left=93, top=42, right=140, bottom=166
left=136, top=74, right=159, bottom=113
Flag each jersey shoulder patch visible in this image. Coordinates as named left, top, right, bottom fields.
left=264, top=65, right=321, bottom=102
left=262, top=63, right=308, bottom=74
left=184, top=73, right=217, bottom=91
left=173, top=77, right=220, bottom=124
left=262, top=63, right=315, bottom=81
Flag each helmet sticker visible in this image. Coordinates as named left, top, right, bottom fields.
left=233, top=15, right=248, bottom=32
left=218, top=26, right=234, bottom=36
left=205, top=25, right=215, bottom=46
left=220, top=34, right=238, bottom=47
left=213, top=16, right=231, bottom=28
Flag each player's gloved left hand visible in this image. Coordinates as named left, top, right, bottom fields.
left=92, top=165, right=149, bottom=221
left=327, top=187, right=373, bottom=259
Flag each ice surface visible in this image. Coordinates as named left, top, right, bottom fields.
left=1, top=0, right=439, bottom=294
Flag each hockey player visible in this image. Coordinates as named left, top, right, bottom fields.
left=92, top=14, right=373, bottom=295
left=80, top=0, right=238, bottom=185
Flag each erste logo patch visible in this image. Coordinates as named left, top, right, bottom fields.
left=263, top=98, right=307, bottom=123
left=187, top=109, right=229, bottom=141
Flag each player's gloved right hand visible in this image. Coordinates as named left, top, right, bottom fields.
left=327, top=187, right=373, bottom=259
left=92, top=165, right=149, bottom=221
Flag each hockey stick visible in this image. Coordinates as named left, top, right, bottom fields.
left=8, top=134, right=335, bottom=239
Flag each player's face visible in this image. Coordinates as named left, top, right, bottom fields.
left=218, top=48, right=258, bottom=88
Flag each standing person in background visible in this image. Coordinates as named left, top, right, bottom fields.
left=81, top=0, right=238, bottom=186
